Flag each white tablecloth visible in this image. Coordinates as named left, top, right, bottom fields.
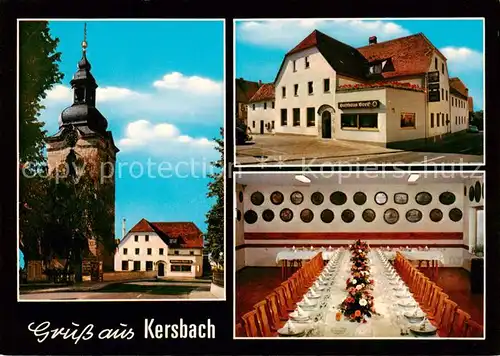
left=383, top=250, right=445, bottom=263
left=276, top=250, right=337, bottom=264
left=281, top=249, right=438, bottom=338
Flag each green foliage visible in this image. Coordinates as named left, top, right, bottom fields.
left=205, top=128, right=224, bottom=269
left=19, top=20, right=64, bottom=164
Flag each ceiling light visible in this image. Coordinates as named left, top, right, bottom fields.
left=295, top=175, right=311, bottom=183
left=408, top=174, right=420, bottom=183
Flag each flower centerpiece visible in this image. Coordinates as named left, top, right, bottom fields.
left=339, top=289, right=375, bottom=323
left=346, top=270, right=374, bottom=290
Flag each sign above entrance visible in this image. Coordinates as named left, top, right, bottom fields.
left=338, top=100, right=380, bottom=110
left=170, top=260, right=194, bottom=264
left=428, top=71, right=440, bottom=83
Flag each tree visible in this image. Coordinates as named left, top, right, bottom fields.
left=19, top=21, right=64, bottom=164
left=204, top=127, right=224, bottom=270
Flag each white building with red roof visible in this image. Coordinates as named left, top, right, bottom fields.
left=114, top=218, right=204, bottom=278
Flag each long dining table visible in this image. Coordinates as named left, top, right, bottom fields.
left=278, top=248, right=439, bottom=338
left=383, top=250, right=445, bottom=281
left=276, top=248, right=338, bottom=280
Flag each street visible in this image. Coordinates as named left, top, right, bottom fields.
left=235, top=132, right=484, bottom=165
left=19, top=280, right=218, bottom=300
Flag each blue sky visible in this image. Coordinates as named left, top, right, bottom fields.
left=235, top=19, right=484, bottom=110
left=20, top=20, right=224, bottom=267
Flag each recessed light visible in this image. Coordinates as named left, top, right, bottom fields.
left=408, top=174, right=420, bottom=183
left=295, top=175, right=311, bottom=183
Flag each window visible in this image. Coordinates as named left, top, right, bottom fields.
left=134, top=235, right=138, bottom=242
left=293, top=60, right=296, bottom=72
left=437, top=113, right=440, bottom=127
left=308, top=81, right=313, bottom=95
left=190, top=251, right=195, bottom=255
left=305, top=56, right=310, bottom=68
left=146, top=261, right=153, bottom=271
left=271, top=101, right=275, bottom=109
left=293, top=108, right=300, bottom=126
left=281, top=109, right=287, bottom=126
left=324, top=78, right=330, bottom=92
left=123, top=248, right=128, bottom=255
left=431, top=113, right=434, bottom=128
left=252, top=104, right=255, bottom=111
left=446, top=90, right=448, bottom=101
left=307, top=107, right=315, bottom=127
left=133, top=261, right=141, bottom=271
left=264, top=102, right=267, bottom=110
left=455, top=116, right=457, bottom=125
left=282, top=86, right=286, bottom=98
left=252, top=121, right=255, bottom=128
left=441, top=63, right=444, bottom=74
left=442, top=114, right=444, bottom=126
left=294, top=84, right=299, bottom=96
left=341, top=114, right=378, bottom=130
left=446, top=113, right=449, bottom=125
left=170, top=265, right=192, bottom=272
left=135, top=248, right=140, bottom=255
left=400, top=112, right=416, bottom=128
left=147, top=248, right=152, bottom=255
left=441, top=88, right=444, bottom=100
left=174, top=251, right=179, bottom=255
left=75, top=87, right=85, bottom=102
left=121, top=261, right=128, bottom=270
left=271, top=121, right=275, bottom=129
left=435, top=58, right=438, bottom=70
left=145, top=235, right=149, bottom=242
left=159, top=248, right=164, bottom=255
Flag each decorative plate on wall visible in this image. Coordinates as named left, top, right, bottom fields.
left=262, top=209, right=275, bottom=222
left=469, top=186, right=475, bottom=202
left=311, top=192, right=324, bottom=205
left=415, top=192, right=432, bottom=205
left=439, top=192, right=456, bottom=205
left=250, top=192, right=264, bottom=206
left=362, top=209, right=376, bottom=222
left=290, top=191, right=304, bottom=205
left=300, top=209, right=314, bottom=223
left=449, top=208, right=463, bottom=222
left=374, top=192, right=388, bottom=205
left=236, top=209, right=241, bottom=221
left=271, top=191, right=284, bottom=205
left=341, top=209, right=355, bottom=223
left=475, top=181, right=481, bottom=203
left=429, top=209, right=443, bottom=222
left=383, top=208, right=399, bottom=224
left=280, top=208, right=293, bottom=222
left=394, top=193, right=408, bottom=205
left=353, top=192, right=367, bottom=205
left=406, top=209, right=422, bottom=223
left=320, top=209, right=334, bottom=223
left=244, top=210, right=258, bottom=224
left=238, top=191, right=243, bottom=203
left=330, top=191, right=347, bottom=205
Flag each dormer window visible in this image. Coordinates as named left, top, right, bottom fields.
left=169, top=238, right=177, bottom=244
left=369, top=64, right=382, bottom=74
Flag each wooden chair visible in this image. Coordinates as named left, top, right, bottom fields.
left=265, top=292, right=286, bottom=331
left=450, top=309, right=471, bottom=337
left=428, top=292, right=449, bottom=327
left=421, top=285, right=442, bottom=317
left=275, top=285, right=294, bottom=314
left=241, top=310, right=261, bottom=337
left=465, top=319, right=483, bottom=337
left=253, top=300, right=274, bottom=337
left=415, top=277, right=431, bottom=304
left=437, top=298, right=458, bottom=337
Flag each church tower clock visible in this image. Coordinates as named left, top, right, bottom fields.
left=46, top=24, right=119, bottom=276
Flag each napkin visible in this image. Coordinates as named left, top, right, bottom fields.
left=286, top=320, right=296, bottom=333
left=309, top=290, right=319, bottom=297
left=297, top=306, right=306, bottom=315
left=303, top=295, right=312, bottom=304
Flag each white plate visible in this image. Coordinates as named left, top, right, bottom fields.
left=277, top=326, right=306, bottom=337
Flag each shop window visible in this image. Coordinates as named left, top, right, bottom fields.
left=305, top=56, right=310, bottom=68
left=282, top=86, right=286, bottom=98
left=123, top=248, right=128, bottom=255
left=133, top=261, right=141, bottom=271
left=281, top=109, right=287, bottom=126
left=308, top=81, right=313, bottom=95
left=293, top=108, right=300, bottom=126
left=294, top=84, right=299, bottom=96
left=146, top=261, right=153, bottom=271
left=341, top=114, right=377, bottom=130
left=170, top=265, right=192, bottom=272
left=264, top=102, right=267, bottom=110
left=306, top=107, right=315, bottom=127
left=341, top=114, right=358, bottom=128
left=400, top=112, right=416, bottom=128
left=122, top=261, right=128, bottom=271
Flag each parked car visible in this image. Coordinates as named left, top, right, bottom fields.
left=236, top=118, right=251, bottom=145
left=467, top=125, right=479, bottom=133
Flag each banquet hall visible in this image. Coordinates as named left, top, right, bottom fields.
left=234, top=171, right=485, bottom=338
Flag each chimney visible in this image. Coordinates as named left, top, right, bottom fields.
left=122, top=218, right=126, bottom=239
left=369, top=36, right=377, bottom=45
left=258, top=80, right=262, bottom=86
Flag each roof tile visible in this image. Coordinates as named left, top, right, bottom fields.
left=249, top=83, right=275, bottom=102
left=128, top=219, right=203, bottom=248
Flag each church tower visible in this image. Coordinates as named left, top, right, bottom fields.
left=47, top=24, right=119, bottom=275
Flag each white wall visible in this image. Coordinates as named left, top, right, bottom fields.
left=114, top=232, right=168, bottom=272
left=247, top=100, right=276, bottom=134
left=427, top=53, right=451, bottom=137
left=450, top=94, right=469, bottom=133
left=385, top=88, right=426, bottom=143
left=275, top=47, right=336, bottom=136
left=335, top=89, right=387, bottom=143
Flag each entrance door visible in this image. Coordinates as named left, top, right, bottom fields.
left=158, top=263, right=165, bottom=277
left=322, top=111, right=332, bottom=138
left=260, top=120, right=264, bottom=134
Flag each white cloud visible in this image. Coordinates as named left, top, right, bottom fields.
left=44, top=84, right=144, bottom=102
left=440, top=46, right=484, bottom=72
left=45, top=84, right=72, bottom=102
left=236, top=19, right=411, bottom=49
left=153, top=72, right=222, bottom=94
left=118, top=120, right=216, bottom=159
